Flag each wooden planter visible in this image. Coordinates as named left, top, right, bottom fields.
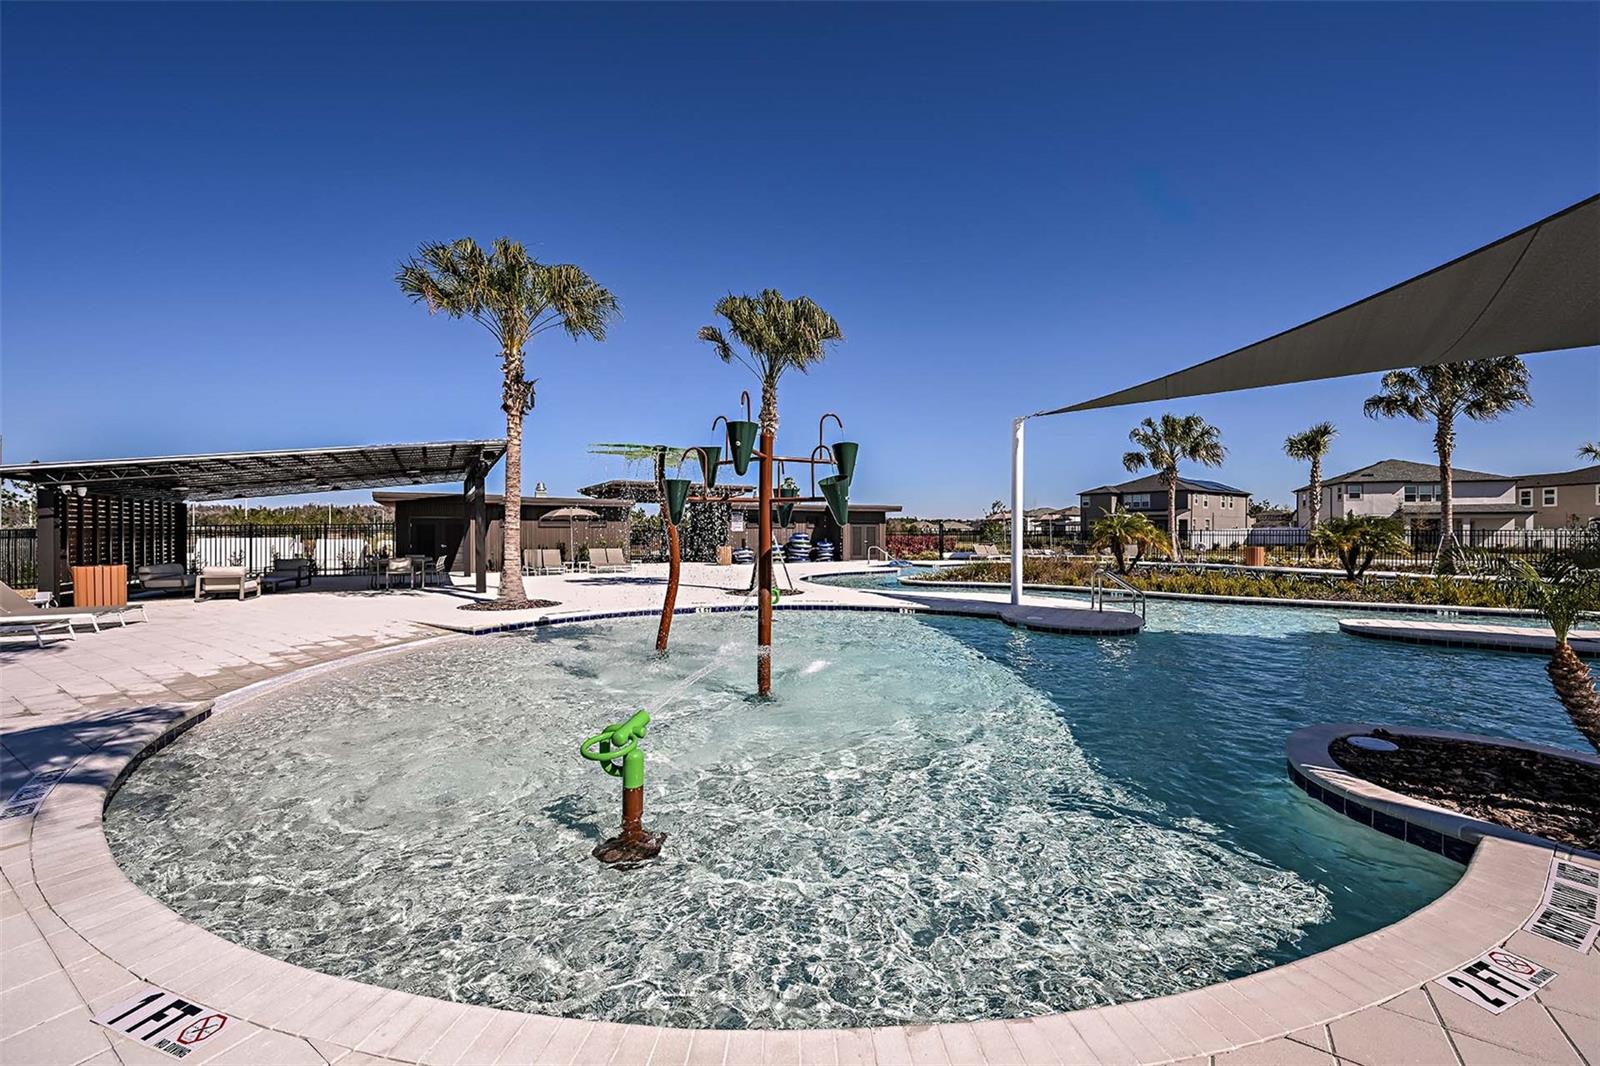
left=72, top=564, right=128, bottom=607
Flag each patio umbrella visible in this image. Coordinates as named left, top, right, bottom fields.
left=541, top=506, right=601, bottom=561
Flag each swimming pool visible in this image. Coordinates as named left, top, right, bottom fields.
left=103, top=603, right=1582, bottom=1030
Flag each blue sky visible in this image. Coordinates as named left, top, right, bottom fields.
left=3, top=2, right=1596, bottom=515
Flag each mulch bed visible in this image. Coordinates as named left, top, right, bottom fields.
left=457, top=599, right=561, bottom=612
left=1330, top=731, right=1600, bottom=852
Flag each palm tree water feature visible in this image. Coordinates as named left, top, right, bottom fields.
left=675, top=290, right=847, bottom=696
left=398, top=237, right=619, bottom=607
left=580, top=710, right=666, bottom=864
left=105, top=605, right=1594, bottom=1028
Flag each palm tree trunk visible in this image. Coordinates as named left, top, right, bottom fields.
left=1435, top=415, right=1457, bottom=574
left=1166, top=474, right=1180, bottom=561
left=498, top=406, right=529, bottom=606
left=1308, top=455, right=1323, bottom=560
left=1548, top=642, right=1600, bottom=753
left=656, top=519, right=680, bottom=652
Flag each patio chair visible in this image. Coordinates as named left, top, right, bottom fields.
left=426, top=555, right=448, bottom=585
left=540, top=549, right=565, bottom=575
left=380, top=557, right=421, bottom=589
left=0, top=581, right=146, bottom=631
left=522, top=548, right=540, bottom=576
left=194, top=567, right=262, bottom=601
left=136, top=562, right=196, bottom=595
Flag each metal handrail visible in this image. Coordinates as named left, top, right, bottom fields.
left=1090, top=567, right=1146, bottom=618
left=867, top=546, right=893, bottom=565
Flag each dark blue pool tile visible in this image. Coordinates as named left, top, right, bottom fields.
left=1344, top=799, right=1372, bottom=826
left=1406, top=822, right=1444, bottom=854
left=1318, top=789, right=1345, bottom=815
left=1372, top=809, right=1406, bottom=841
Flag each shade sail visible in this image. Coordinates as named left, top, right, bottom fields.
left=1041, top=194, right=1600, bottom=415
left=0, top=440, right=506, bottom=501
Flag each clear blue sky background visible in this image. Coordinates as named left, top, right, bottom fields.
left=3, top=2, right=1596, bottom=515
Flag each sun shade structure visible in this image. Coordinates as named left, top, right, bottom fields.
left=3, top=440, right=506, bottom=602
left=1008, top=195, right=1600, bottom=605
left=0, top=440, right=507, bottom=501
left=1040, top=194, right=1600, bottom=415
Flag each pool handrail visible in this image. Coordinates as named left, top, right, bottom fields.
left=1090, top=567, right=1146, bottom=617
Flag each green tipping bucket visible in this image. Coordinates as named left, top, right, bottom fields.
left=696, top=445, right=722, bottom=489
left=727, top=421, right=759, bottom=475
left=831, top=441, right=859, bottom=482
left=819, top=475, right=851, bottom=525
left=664, top=478, right=690, bottom=525
left=774, top=484, right=799, bottom=527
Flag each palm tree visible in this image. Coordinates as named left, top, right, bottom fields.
left=398, top=238, right=618, bottom=607
left=1310, top=514, right=1409, bottom=579
left=697, top=290, right=842, bottom=437
left=1089, top=512, right=1164, bottom=576
left=1122, top=414, right=1226, bottom=561
left=1503, top=560, right=1600, bottom=753
left=1579, top=443, right=1600, bottom=462
left=1284, top=422, right=1338, bottom=547
left=1362, top=358, right=1532, bottom=573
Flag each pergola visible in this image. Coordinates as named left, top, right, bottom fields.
left=0, top=440, right=506, bottom=600
left=1009, top=194, right=1600, bottom=603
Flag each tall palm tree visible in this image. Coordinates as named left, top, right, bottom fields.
left=1504, top=560, right=1600, bottom=753
left=697, top=289, right=842, bottom=438
left=398, top=238, right=618, bottom=607
left=1122, top=414, right=1226, bottom=561
left=1362, top=358, right=1531, bottom=573
left=1579, top=443, right=1600, bottom=462
left=1283, top=422, right=1338, bottom=539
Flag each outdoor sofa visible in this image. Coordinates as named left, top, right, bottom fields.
left=261, top=558, right=313, bottom=591
left=136, top=563, right=196, bottom=595
left=194, top=567, right=261, bottom=601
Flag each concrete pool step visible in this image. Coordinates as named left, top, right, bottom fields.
left=1339, top=618, right=1600, bottom=656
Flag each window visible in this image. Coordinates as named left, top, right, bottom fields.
left=1346, top=484, right=1362, bottom=499
left=1519, top=489, right=1534, bottom=507
left=1124, top=493, right=1151, bottom=509
left=1543, top=487, right=1558, bottom=506
left=1404, top=484, right=1440, bottom=503
left=1197, top=494, right=1209, bottom=507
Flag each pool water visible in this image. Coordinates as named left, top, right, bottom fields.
left=104, top=604, right=1583, bottom=1030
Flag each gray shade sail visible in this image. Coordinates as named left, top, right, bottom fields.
left=1041, top=195, right=1600, bottom=416
left=0, top=440, right=506, bottom=501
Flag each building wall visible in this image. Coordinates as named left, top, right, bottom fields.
left=1517, top=481, right=1600, bottom=527
left=1080, top=490, right=1248, bottom=532
left=391, top=497, right=630, bottom=571
left=1297, top=478, right=1519, bottom=527
left=726, top=506, right=889, bottom=560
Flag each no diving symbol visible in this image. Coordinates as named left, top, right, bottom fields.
left=1487, top=949, right=1537, bottom=976
left=178, top=1014, right=226, bottom=1045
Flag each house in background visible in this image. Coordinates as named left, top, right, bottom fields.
left=1514, top=464, right=1600, bottom=527
left=1023, top=505, right=1081, bottom=539
left=1293, top=459, right=1531, bottom=536
left=1079, top=475, right=1251, bottom=538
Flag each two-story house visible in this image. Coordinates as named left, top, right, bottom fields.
left=1293, top=459, right=1532, bottom=536
left=1079, top=474, right=1251, bottom=538
left=1513, top=464, right=1600, bottom=528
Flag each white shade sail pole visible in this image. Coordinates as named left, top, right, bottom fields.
left=1010, top=416, right=1025, bottom=606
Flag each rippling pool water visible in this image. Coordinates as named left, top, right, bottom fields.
left=105, top=600, right=1582, bottom=1029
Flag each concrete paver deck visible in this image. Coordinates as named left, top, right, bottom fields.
left=2, top=564, right=1593, bottom=1065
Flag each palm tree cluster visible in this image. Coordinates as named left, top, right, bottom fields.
left=1309, top=514, right=1409, bottom=579
left=1089, top=512, right=1164, bottom=575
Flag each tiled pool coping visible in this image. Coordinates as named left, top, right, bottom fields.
left=1287, top=722, right=1600, bottom=865
left=1337, top=619, right=1600, bottom=657
left=7, top=630, right=1589, bottom=1066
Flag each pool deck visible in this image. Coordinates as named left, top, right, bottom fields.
left=1339, top=618, right=1600, bottom=657
left=2, top=564, right=1594, bottom=1066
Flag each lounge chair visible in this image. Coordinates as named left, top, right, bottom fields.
left=591, top=547, right=633, bottom=573
left=261, top=558, right=313, bottom=591
left=0, top=581, right=146, bottom=632
left=194, top=567, right=262, bottom=601
left=0, top=618, right=75, bottom=648
left=136, top=563, right=196, bottom=595
left=541, top=549, right=565, bottom=575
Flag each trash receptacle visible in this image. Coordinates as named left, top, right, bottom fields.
left=1243, top=546, right=1267, bottom=567
left=71, top=564, right=128, bottom=607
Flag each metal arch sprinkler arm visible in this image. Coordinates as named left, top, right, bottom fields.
left=808, top=444, right=836, bottom=496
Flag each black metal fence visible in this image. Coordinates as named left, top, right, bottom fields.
left=187, top=522, right=397, bottom=575
left=1, top=528, right=37, bottom=588
left=1181, top=526, right=1597, bottom=571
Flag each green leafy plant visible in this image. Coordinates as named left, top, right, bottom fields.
left=398, top=237, right=618, bottom=607
left=1089, top=512, right=1164, bottom=575
left=1122, top=413, right=1226, bottom=561
left=1310, top=514, right=1410, bottom=579
left=1502, top=559, right=1600, bottom=752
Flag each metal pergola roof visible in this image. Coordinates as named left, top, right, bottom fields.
left=0, top=440, right=506, bottom=501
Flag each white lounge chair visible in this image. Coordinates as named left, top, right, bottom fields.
left=194, top=567, right=262, bottom=601
left=0, top=581, right=146, bottom=632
